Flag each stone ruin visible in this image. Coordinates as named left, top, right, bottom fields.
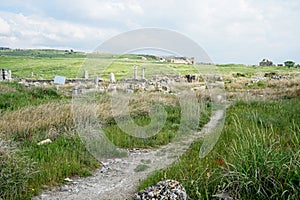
left=185, top=74, right=196, bottom=82
left=259, top=59, right=273, bottom=66
left=72, top=66, right=204, bottom=95
left=0, top=69, right=12, bottom=81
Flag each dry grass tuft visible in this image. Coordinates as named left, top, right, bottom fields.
left=0, top=84, right=17, bottom=94
left=0, top=103, right=72, bottom=139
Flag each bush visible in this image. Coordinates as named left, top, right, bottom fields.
left=284, top=60, right=295, bottom=68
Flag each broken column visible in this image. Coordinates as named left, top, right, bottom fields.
left=94, top=75, right=99, bottom=88
left=133, top=66, right=138, bottom=80
left=83, top=70, right=89, bottom=79
left=141, top=68, right=145, bottom=80
left=7, top=70, right=11, bottom=80
left=110, top=72, right=116, bottom=83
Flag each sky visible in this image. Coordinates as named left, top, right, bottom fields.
left=0, top=0, right=299, bottom=64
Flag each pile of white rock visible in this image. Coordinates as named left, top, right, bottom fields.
left=135, top=180, right=187, bottom=200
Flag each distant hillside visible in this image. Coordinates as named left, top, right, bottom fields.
left=0, top=48, right=86, bottom=58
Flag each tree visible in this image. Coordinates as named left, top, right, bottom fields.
left=284, top=60, right=295, bottom=68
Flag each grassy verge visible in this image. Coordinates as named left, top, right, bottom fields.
left=138, top=97, right=300, bottom=199
left=21, top=136, right=99, bottom=196
left=0, top=136, right=99, bottom=199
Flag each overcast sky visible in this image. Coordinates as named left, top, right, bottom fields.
left=0, top=0, right=299, bottom=64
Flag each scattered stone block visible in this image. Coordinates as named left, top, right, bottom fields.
left=37, top=139, right=52, bottom=145
left=135, top=180, right=187, bottom=200
left=54, top=76, right=66, bottom=85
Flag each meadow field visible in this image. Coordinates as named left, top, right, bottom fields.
left=0, top=49, right=299, bottom=199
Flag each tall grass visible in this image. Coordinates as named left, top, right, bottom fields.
left=138, top=97, right=300, bottom=199
left=21, top=136, right=99, bottom=196
left=0, top=140, right=36, bottom=199
left=0, top=102, right=72, bottom=141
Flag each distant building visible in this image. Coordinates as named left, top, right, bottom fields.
left=259, top=59, right=273, bottom=66
left=171, top=57, right=194, bottom=64
left=160, top=56, right=194, bottom=64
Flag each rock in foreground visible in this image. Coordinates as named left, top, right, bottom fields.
left=135, top=179, right=187, bottom=200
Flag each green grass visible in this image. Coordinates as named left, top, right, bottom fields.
left=0, top=56, right=84, bottom=79
left=0, top=135, right=99, bottom=200
left=102, top=99, right=211, bottom=148
left=2, top=49, right=298, bottom=82
left=0, top=49, right=204, bottom=80
left=0, top=49, right=86, bottom=79
left=0, top=140, right=36, bottom=200
left=81, top=53, right=200, bottom=80
left=0, top=81, right=64, bottom=112
left=21, top=136, right=99, bottom=195
left=103, top=105, right=182, bottom=148
left=217, top=63, right=300, bottom=76
left=138, top=97, right=300, bottom=199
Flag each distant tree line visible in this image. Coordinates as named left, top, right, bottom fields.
left=0, top=47, right=10, bottom=50
left=259, top=58, right=299, bottom=68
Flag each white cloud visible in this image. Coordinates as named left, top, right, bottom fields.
left=0, top=12, right=118, bottom=50
left=0, top=17, right=11, bottom=35
left=0, top=0, right=299, bottom=63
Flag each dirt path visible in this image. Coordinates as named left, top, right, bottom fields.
left=33, top=109, right=225, bottom=200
